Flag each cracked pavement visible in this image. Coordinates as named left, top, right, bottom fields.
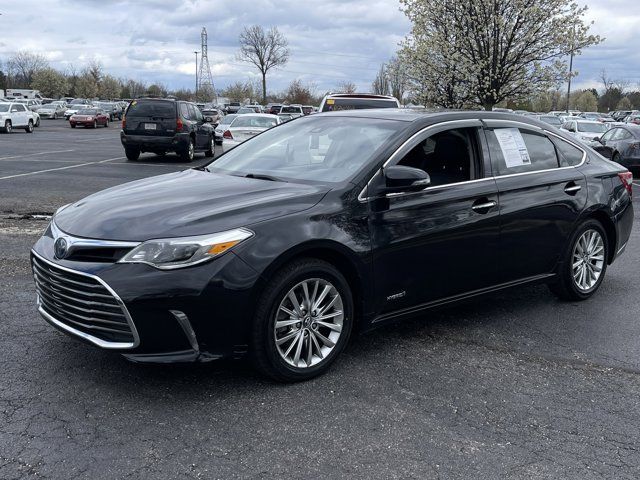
left=1, top=122, right=640, bottom=479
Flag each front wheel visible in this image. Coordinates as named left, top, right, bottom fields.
left=104, top=119, right=109, bottom=128
left=93, top=120, right=97, bottom=129
left=548, top=219, right=608, bottom=301
left=2, top=120, right=11, bottom=133
left=251, top=258, right=354, bottom=382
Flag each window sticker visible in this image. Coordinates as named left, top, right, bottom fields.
left=494, top=128, right=531, bottom=167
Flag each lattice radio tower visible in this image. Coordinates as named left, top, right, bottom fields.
left=197, top=27, right=216, bottom=100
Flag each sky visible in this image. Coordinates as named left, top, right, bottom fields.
left=0, top=0, right=639, bottom=97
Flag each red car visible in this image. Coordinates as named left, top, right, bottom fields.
left=70, top=108, right=110, bottom=128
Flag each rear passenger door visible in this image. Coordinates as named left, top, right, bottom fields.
left=483, top=120, right=588, bottom=283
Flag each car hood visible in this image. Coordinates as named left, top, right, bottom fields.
left=54, top=169, right=330, bottom=241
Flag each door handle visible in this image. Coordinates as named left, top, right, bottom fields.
left=564, top=183, right=581, bottom=195
left=471, top=199, right=497, bottom=213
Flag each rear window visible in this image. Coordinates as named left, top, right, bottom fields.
left=231, top=116, right=278, bottom=128
left=281, top=106, right=301, bottom=113
left=126, top=101, right=175, bottom=118
left=321, top=97, right=398, bottom=112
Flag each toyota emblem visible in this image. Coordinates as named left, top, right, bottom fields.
left=54, top=237, right=68, bottom=259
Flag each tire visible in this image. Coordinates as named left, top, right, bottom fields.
left=548, top=219, right=608, bottom=301
left=2, top=120, right=11, bottom=133
left=104, top=119, right=109, bottom=128
left=25, top=120, right=34, bottom=133
left=70, top=124, right=76, bottom=128
left=125, top=147, right=140, bottom=161
left=35, top=117, right=40, bottom=127
left=180, top=138, right=195, bottom=162
left=612, top=152, right=622, bottom=165
left=205, top=135, right=214, bottom=157
left=53, top=113, right=58, bottom=120
left=93, top=120, right=97, bottom=129
left=251, top=258, right=354, bottom=382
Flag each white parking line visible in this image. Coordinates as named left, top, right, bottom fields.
left=72, top=136, right=118, bottom=143
left=0, top=149, right=75, bottom=161
left=0, top=156, right=125, bottom=180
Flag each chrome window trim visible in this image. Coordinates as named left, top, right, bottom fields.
left=358, top=119, right=483, bottom=202
left=31, top=249, right=140, bottom=350
left=51, top=220, right=141, bottom=251
left=358, top=120, right=588, bottom=202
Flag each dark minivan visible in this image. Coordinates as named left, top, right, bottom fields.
left=120, top=98, right=215, bottom=161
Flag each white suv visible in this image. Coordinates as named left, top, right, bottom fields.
left=0, top=102, right=37, bottom=133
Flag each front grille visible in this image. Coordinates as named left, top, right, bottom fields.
left=31, top=254, right=136, bottom=346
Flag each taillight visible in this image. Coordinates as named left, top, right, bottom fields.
left=121, top=117, right=126, bottom=129
left=223, top=130, right=233, bottom=139
left=177, top=117, right=183, bottom=131
left=618, top=171, right=633, bottom=198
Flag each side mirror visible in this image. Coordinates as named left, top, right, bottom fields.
left=383, top=165, right=431, bottom=194
left=594, top=137, right=601, bottom=143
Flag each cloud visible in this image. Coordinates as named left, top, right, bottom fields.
left=0, top=0, right=637, bottom=96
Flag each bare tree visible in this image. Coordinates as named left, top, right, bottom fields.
left=371, top=64, right=390, bottom=95
left=336, top=81, right=356, bottom=94
left=400, top=0, right=601, bottom=110
left=238, top=25, right=290, bottom=104
left=7, top=51, right=49, bottom=87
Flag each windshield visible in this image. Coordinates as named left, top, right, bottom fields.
left=77, top=109, right=98, bottom=115
left=126, top=101, right=175, bottom=117
left=0, top=105, right=9, bottom=112
left=40, top=104, right=56, bottom=109
left=231, top=116, right=278, bottom=128
left=321, top=97, right=398, bottom=112
left=209, top=116, right=404, bottom=183
left=577, top=122, right=607, bottom=133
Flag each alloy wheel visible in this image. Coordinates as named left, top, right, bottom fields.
left=188, top=140, right=194, bottom=160
left=5, top=121, right=12, bottom=133
left=274, top=278, right=344, bottom=368
left=572, top=229, right=605, bottom=292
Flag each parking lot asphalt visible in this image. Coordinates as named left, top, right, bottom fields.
left=1, top=120, right=640, bottom=479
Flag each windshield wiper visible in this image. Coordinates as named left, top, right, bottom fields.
left=243, top=173, right=286, bottom=182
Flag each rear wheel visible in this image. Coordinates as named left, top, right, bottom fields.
left=2, top=120, right=11, bottom=133
left=25, top=120, right=34, bottom=133
left=548, top=219, right=608, bottom=301
left=104, top=119, right=109, bottom=128
left=205, top=136, right=214, bottom=157
left=251, top=258, right=353, bottom=382
left=93, top=120, right=98, bottom=129
left=53, top=113, right=58, bottom=120
left=125, top=147, right=140, bottom=161
left=35, top=117, right=40, bottom=127
left=180, top=138, right=195, bottom=162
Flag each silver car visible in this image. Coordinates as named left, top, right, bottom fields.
left=214, top=114, right=238, bottom=145
left=36, top=103, right=66, bottom=119
left=221, top=114, right=281, bottom=152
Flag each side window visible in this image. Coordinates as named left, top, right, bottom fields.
left=600, top=129, right=616, bottom=142
left=396, top=128, right=480, bottom=187
left=486, top=128, right=559, bottom=175
left=550, top=136, right=584, bottom=167
left=192, top=105, right=204, bottom=122
left=179, top=103, right=190, bottom=119
left=616, top=130, right=632, bottom=140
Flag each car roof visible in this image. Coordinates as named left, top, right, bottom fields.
left=235, top=113, right=279, bottom=118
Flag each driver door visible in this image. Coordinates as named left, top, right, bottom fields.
left=368, top=121, right=501, bottom=317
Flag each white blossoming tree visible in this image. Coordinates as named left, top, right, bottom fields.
left=399, top=0, right=601, bottom=110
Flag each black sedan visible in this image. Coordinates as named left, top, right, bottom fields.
left=31, top=110, right=634, bottom=381
left=593, top=124, right=640, bottom=171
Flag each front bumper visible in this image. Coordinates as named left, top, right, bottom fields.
left=31, top=230, right=261, bottom=362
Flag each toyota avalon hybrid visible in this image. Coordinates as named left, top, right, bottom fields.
left=31, top=110, right=634, bottom=382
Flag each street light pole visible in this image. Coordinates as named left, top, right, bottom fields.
left=194, top=51, right=199, bottom=99
left=566, top=24, right=575, bottom=114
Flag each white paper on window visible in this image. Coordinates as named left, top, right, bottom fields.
left=494, top=128, right=531, bottom=167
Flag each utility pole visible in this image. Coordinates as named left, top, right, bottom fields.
left=566, top=24, right=576, bottom=114
left=194, top=51, right=199, bottom=99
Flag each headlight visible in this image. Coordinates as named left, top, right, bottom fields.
left=119, top=228, right=253, bottom=270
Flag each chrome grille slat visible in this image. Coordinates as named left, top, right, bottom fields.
left=34, top=278, right=123, bottom=311
left=35, top=285, right=128, bottom=321
left=31, top=254, right=136, bottom=346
